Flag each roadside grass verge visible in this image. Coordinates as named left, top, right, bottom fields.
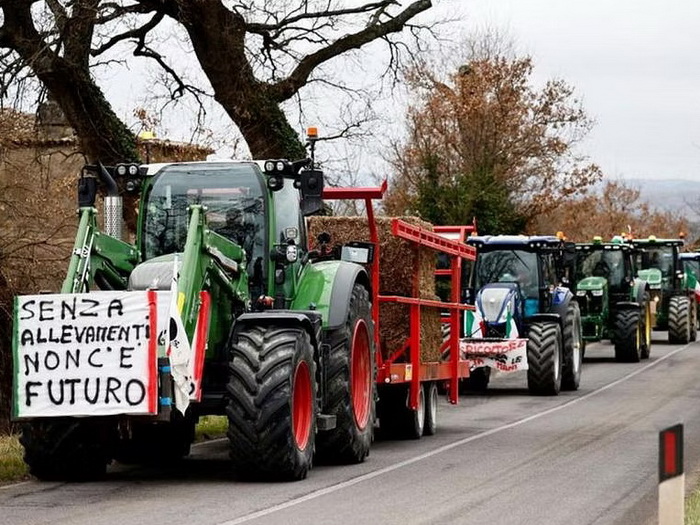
left=0, top=434, right=28, bottom=484
left=687, top=484, right=700, bottom=524
left=195, top=415, right=227, bottom=442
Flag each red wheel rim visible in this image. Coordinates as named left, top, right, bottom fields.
left=351, top=320, right=371, bottom=430
left=292, top=361, right=313, bottom=450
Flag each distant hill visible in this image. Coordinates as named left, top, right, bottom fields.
left=605, top=178, right=700, bottom=215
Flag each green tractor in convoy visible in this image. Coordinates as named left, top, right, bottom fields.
left=631, top=236, right=697, bottom=343
left=13, top=136, right=378, bottom=481
left=573, top=237, right=652, bottom=362
left=679, top=252, right=700, bottom=324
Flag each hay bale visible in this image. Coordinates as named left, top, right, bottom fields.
left=307, top=216, right=442, bottom=362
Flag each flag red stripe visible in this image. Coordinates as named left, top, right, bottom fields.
left=147, top=290, right=158, bottom=414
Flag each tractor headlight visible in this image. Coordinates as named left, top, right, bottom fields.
left=286, top=244, right=298, bottom=263
left=276, top=161, right=285, bottom=172
left=576, top=290, right=586, bottom=297
left=591, top=290, right=604, bottom=296
left=115, top=164, right=128, bottom=176
left=264, top=160, right=275, bottom=172
left=128, top=164, right=139, bottom=176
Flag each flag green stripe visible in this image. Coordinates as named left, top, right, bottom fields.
left=12, top=296, right=20, bottom=419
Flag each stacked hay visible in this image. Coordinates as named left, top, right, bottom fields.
left=307, top=216, right=442, bottom=362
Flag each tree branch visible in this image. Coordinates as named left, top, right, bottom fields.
left=270, top=0, right=431, bottom=101
left=91, top=12, right=164, bottom=56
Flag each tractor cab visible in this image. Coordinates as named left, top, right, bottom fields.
left=466, top=235, right=570, bottom=320
left=632, top=237, right=684, bottom=293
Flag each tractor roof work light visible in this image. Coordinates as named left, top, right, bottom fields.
left=593, top=236, right=602, bottom=244
left=307, top=127, right=318, bottom=140
left=649, top=235, right=657, bottom=242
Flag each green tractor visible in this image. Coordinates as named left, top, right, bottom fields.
left=573, top=237, right=652, bottom=362
left=14, top=140, right=378, bottom=481
left=632, top=236, right=697, bottom=343
left=678, top=251, right=700, bottom=323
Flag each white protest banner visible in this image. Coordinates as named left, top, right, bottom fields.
left=460, top=338, right=529, bottom=373
left=13, top=290, right=159, bottom=418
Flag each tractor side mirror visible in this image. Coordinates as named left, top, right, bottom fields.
left=78, top=175, right=98, bottom=207
left=297, top=169, right=324, bottom=216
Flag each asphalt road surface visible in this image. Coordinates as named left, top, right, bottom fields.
left=3, top=333, right=700, bottom=525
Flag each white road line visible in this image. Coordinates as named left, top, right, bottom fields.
left=0, top=480, right=31, bottom=491
left=218, top=343, right=692, bottom=525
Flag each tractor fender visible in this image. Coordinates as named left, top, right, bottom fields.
left=549, top=286, right=575, bottom=321
left=291, top=260, right=370, bottom=330
left=232, top=311, right=323, bottom=350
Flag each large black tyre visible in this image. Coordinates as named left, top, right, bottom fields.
left=20, top=419, right=112, bottom=481
left=526, top=322, right=562, bottom=396
left=613, top=310, right=642, bottom=362
left=459, top=367, right=491, bottom=393
left=668, top=295, right=691, bottom=344
left=316, top=284, right=375, bottom=464
left=113, top=415, right=195, bottom=465
left=561, top=301, right=583, bottom=391
left=227, top=325, right=317, bottom=481
left=640, top=296, right=652, bottom=359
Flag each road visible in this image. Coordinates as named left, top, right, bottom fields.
left=3, top=334, right=700, bottom=525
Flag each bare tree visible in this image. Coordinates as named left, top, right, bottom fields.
left=0, top=1, right=434, bottom=161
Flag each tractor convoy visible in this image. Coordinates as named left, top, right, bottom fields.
left=9, top=133, right=698, bottom=482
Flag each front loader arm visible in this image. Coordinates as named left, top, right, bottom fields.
left=61, top=207, right=139, bottom=293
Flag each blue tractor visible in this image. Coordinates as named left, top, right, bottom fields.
left=462, top=235, right=583, bottom=395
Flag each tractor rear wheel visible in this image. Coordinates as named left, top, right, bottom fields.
left=561, top=301, right=583, bottom=391
left=668, top=296, right=691, bottom=344
left=640, top=296, right=652, bottom=359
left=20, top=419, right=112, bottom=481
left=226, top=325, right=317, bottom=481
left=613, top=310, right=642, bottom=362
left=526, top=322, right=562, bottom=396
left=316, top=284, right=375, bottom=464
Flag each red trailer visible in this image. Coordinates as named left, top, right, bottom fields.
left=322, top=185, right=476, bottom=438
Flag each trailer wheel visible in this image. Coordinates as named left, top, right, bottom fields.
left=316, top=284, right=375, bottom=464
left=20, top=419, right=112, bottom=481
left=613, top=310, right=642, bottom=362
left=226, top=325, right=316, bottom=481
left=668, top=295, right=691, bottom=344
left=561, top=301, right=583, bottom=391
left=423, top=382, right=438, bottom=436
left=526, top=322, right=562, bottom=396
left=640, top=296, right=652, bottom=359
left=378, top=384, right=424, bottom=440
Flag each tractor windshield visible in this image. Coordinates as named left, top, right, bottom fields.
left=639, top=245, right=675, bottom=279
left=143, top=163, right=266, bottom=271
left=475, top=250, right=539, bottom=299
left=576, top=249, right=626, bottom=288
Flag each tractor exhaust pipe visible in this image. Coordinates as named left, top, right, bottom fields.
left=97, top=161, right=123, bottom=240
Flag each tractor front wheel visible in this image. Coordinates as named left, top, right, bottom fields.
left=20, top=419, right=112, bottom=481
left=614, top=310, right=642, bottom=362
left=316, top=284, right=375, bottom=464
left=668, top=296, right=691, bottom=344
left=226, top=325, right=317, bottom=481
left=526, top=322, right=562, bottom=396
left=561, top=301, right=583, bottom=391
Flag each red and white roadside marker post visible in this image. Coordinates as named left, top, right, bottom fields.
left=658, top=424, right=684, bottom=525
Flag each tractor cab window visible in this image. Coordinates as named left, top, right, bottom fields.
left=576, top=250, right=626, bottom=288
left=143, top=163, right=267, bottom=279
left=640, top=246, right=674, bottom=278
left=476, top=249, right=539, bottom=299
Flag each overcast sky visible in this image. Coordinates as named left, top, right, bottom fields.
left=102, top=0, right=700, bottom=182
left=450, top=0, right=700, bottom=181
